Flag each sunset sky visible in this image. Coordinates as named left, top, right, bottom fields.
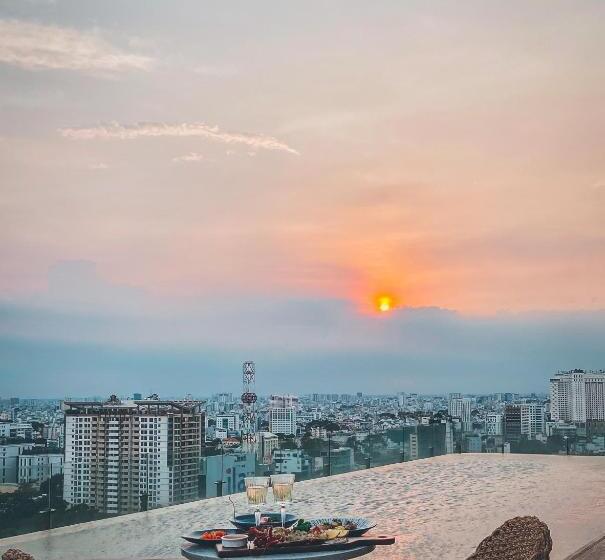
left=1, top=1, right=604, bottom=396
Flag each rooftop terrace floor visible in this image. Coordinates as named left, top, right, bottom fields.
left=1, top=454, right=604, bottom=560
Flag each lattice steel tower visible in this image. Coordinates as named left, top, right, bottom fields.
left=241, top=361, right=257, bottom=449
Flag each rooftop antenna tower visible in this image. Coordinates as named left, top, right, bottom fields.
left=241, top=361, right=257, bottom=450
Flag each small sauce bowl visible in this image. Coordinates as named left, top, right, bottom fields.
left=222, top=533, right=248, bottom=548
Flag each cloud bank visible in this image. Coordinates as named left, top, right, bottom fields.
left=1, top=261, right=603, bottom=397
left=0, top=19, right=152, bottom=73
left=59, top=121, right=300, bottom=155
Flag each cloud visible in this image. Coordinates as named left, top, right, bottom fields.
left=2, top=260, right=605, bottom=398
left=59, top=121, right=300, bottom=155
left=0, top=19, right=152, bottom=73
left=89, top=162, right=109, bottom=170
left=171, top=152, right=204, bottom=163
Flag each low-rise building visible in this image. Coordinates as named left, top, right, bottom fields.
left=0, top=443, right=34, bottom=483
left=18, top=448, right=64, bottom=484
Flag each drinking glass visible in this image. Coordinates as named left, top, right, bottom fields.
left=245, top=476, right=270, bottom=526
left=270, top=474, right=295, bottom=527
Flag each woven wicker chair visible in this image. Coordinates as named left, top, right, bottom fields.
left=467, top=516, right=552, bottom=560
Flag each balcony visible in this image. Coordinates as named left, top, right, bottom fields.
left=0, top=454, right=603, bottom=560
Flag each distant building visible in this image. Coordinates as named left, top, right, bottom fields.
left=18, top=449, right=64, bottom=484
left=0, top=443, right=34, bottom=483
left=550, top=370, right=605, bottom=423
left=257, top=432, right=279, bottom=465
left=504, top=405, right=522, bottom=442
left=520, top=404, right=545, bottom=439
left=202, top=451, right=255, bottom=498
left=504, top=403, right=544, bottom=441
left=0, top=422, right=33, bottom=440
left=268, top=395, right=298, bottom=436
left=310, top=426, right=328, bottom=439
left=215, top=413, right=240, bottom=434
left=464, top=435, right=482, bottom=453
left=273, top=449, right=311, bottom=475
left=448, top=394, right=472, bottom=431
left=63, top=396, right=203, bottom=514
left=486, top=413, right=503, bottom=436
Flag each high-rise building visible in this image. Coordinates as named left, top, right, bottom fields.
left=520, top=403, right=545, bottom=439
left=504, top=403, right=544, bottom=441
left=550, top=369, right=605, bottom=423
left=504, top=405, right=522, bottom=442
left=268, top=394, right=298, bottom=436
left=448, top=393, right=472, bottom=430
left=269, top=408, right=297, bottom=436
left=63, top=395, right=203, bottom=514
left=397, top=392, right=406, bottom=408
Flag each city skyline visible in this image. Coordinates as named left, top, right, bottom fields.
left=1, top=2, right=605, bottom=396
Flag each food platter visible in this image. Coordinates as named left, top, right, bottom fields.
left=215, top=535, right=395, bottom=558
left=182, top=515, right=394, bottom=558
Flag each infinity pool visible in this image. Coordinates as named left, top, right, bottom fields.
left=1, top=454, right=603, bottom=560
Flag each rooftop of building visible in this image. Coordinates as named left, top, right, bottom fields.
left=20, top=447, right=63, bottom=456
left=62, top=395, right=203, bottom=415
left=0, top=454, right=603, bottom=560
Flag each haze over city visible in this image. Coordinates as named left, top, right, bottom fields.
left=1, top=1, right=605, bottom=396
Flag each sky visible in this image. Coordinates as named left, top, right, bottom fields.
left=1, top=1, right=604, bottom=397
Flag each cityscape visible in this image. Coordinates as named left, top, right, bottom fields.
left=1, top=364, right=604, bottom=540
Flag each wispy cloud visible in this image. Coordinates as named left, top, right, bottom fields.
left=172, top=152, right=204, bottom=163
left=0, top=19, right=152, bottom=73
left=59, top=121, right=300, bottom=155
left=89, top=162, right=109, bottom=170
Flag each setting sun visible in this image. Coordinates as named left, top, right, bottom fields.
left=377, top=295, right=393, bottom=313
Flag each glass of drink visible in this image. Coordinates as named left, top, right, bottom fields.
left=245, top=477, right=270, bottom=526
left=270, top=474, right=295, bottom=527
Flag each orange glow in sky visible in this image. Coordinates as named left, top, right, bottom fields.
left=376, top=295, right=395, bottom=313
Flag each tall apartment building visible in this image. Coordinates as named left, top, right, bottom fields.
left=63, top=396, right=203, bottom=514
left=550, top=369, right=605, bottom=423
left=504, top=405, right=522, bottom=442
left=268, top=394, right=298, bottom=436
left=520, top=404, right=545, bottom=439
left=504, top=404, right=544, bottom=441
left=448, top=393, right=472, bottom=431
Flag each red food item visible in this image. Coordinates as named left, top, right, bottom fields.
left=201, top=530, right=226, bottom=540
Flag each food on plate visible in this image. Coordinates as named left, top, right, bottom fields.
left=201, top=530, right=226, bottom=540
left=248, top=526, right=342, bottom=548
left=315, top=519, right=358, bottom=531
left=294, top=519, right=312, bottom=533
